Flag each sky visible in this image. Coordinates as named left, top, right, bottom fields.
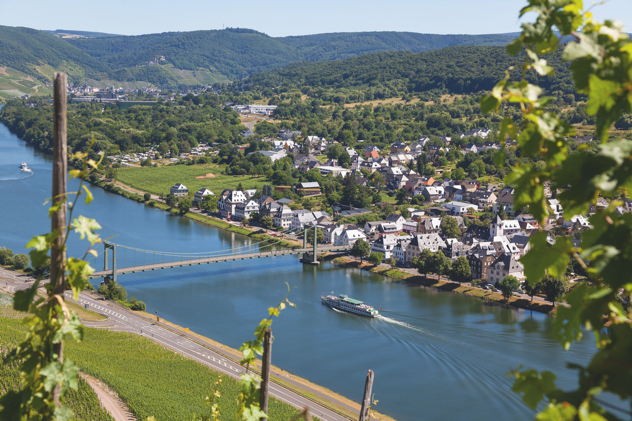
left=1, top=0, right=632, bottom=38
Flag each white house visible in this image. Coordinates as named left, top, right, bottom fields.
left=334, top=229, right=367, bottom=247
left=489, top=215, right=521, bottom=239
left=291, top=211, right=316, bottom=230
left=385, top=214, right=406, bottom=231
left=371, top=234, right=398, bottom=259
left=405, top=234, right=447, bottom=263
left=234, top=200, right=260, bottom=221
left=442, top=201, right=479, bottom=215
left=218, top=189, right=248, bottom=219
left=170, top=183, right=189, bottom=197
left=487, top=254, right=525, bottom=285
left=273, top=205, right=294, bottom=228
left=193, top=188, right=214, bottom=203
left=393, top=239, right=411, bottom=264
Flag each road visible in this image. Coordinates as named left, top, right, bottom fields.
left=0, top=274, right=358, bottom=421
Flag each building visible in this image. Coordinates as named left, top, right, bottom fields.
left=291, top=211, right=316, bottom=230
left=273, top=205, right=294, bottom=228
left=371, top=234, right=399, bottom=259
left=417, top=186, right=445, bottom=203
left=392, top=239, right=411, bottom=264
left=334, top=229, right=367, bottom=246
left=487, top=254, right=525, bottom=285
left=321, top=224, right=345, bottom=244
left=405, top=234, right=447, bottom=263
left=193, top=188, right=213, bottom=203
left=170, top=183, right=189, bottom=197
left=467, top=249, right=496, bottom=280
left=295, top=182, right=322, bottom=197
left=385, top=214, right=406, bottom=231
left=489, top=215, right=521, bottom=239
left=493, top=187, right=515, bottom=215
left=218, top=189, right=247, bottom=219
left=234, top=200, right=260, bottom=221
left=443, top=240, right=470, bottom=261
left=417, top=218, right=441, bottom=234
left=442, top=201, right=479, bottom=215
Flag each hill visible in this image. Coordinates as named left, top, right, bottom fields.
left=236, top=45, right=573, bottom=102
left=0, top=26, right=107, bottom=83
left=44, top=29, right=122, bottom=38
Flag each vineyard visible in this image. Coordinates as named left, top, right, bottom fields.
left=0, top=315, right=310, bottom=420
left=116, top=163, right=268, bottom=196
left=0, top=315, right=114, bottom=421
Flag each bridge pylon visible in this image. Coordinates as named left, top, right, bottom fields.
left=103, top=242, right=117, bottom=283
left=300, top=224, right=320, bottom=266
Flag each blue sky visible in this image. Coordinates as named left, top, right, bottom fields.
left=2, top=0, right=632, bottom=37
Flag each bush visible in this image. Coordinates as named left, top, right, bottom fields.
left=144, top=193, right=151, bottom=201
left=369, top=252, right=384, bottom=265
left=147, top=200, right=156, bottom=207
left=129, top=297, right=146, bottom=311
left=98, top=281, right=127, bottom=301
left=13, top=253, right=30, bottom=270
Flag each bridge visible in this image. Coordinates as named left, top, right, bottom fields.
left=90, top=225, right=351, bottom=281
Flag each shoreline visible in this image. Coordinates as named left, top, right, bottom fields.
left=325, top=256, right=557, bottom=316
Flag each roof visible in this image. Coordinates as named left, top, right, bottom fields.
left=342, top=296, right=363, bottom=305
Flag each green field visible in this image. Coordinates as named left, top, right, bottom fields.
left=0, top=315, right=309, bottom=420
left=0, top=66, right=53, bottom=101
left=117, top=163, right=269, bottom=196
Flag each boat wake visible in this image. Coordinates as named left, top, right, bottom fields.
left=377, top=315, right=435, bottom=335
left=0, top=169, right=34, bottom=181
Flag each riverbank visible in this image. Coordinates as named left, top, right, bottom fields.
left=327, top=256, right=557, bottom=316
left=88, top=175, right=302, bottom=249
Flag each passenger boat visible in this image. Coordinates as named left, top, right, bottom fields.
left=19, top=162, right=30, bottom=171
left=321, top=293, right=379, bottom=318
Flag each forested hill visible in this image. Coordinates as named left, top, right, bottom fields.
left=0, top=26, right=107, bottom=79
left=277, top=32, right=518, bottom=61
left=236, top=46, right=573, bottom=102
left=67, top=29, right=516, bottom=79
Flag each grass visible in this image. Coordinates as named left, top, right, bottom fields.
left=0, top=316, right=313, bottom=421
left=379, top=192, right=397, bottom=203
left=0, top=65, right=53, bottom=101
left=117, top=163, right=269, bottom=196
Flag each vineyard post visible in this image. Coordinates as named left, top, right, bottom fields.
left=259, top=328, right=272, bottom=420
left=51, top=72, right=68, bottom=407
left=358, top=370, right=374, bottom=421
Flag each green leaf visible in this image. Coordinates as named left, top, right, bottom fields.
left=82, top=185, right=94, bottom=205
left=586, top=75, right=620, bottom=116
left=71, top=215, right=101, bottom=246
left=562, top=33, right=601, bottom=62
left=66, top=258, right=94, bottom=300
left=520, top=233, right=571, bottom=282
left=480, top=95, right=500, bottom=114
left=13, top=284, right=38, bottom=312
left=40, top=361, right=63, bottom=392
left=535, top=403, right=577, bottom=421
left=512, top=369, right=557, bottom=409
left=506, top=38, right=523, bottom=56
left=53, top=405, right=74, bottom=421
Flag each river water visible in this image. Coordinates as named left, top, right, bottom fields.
left=0, top=118, right=599, bottom=421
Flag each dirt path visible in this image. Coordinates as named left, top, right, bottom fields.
left=81, top=373, right=136, bottom=421
left=0, top=67, right=8, bottom=77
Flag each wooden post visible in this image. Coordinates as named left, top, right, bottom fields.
left=259, top=328, right=272, bottom=420
left=358, top=370, right=374, bottom=421
left=50, top=72, right=68, bottom=407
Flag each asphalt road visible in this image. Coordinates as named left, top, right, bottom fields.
left=0, top=273, right=358, bottom=421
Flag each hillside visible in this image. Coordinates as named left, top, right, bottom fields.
left=236, top=46, right=573, bottom=102
left=0, top=26, right=107, bottom=82
left=44, top=29, right=121, bottom=38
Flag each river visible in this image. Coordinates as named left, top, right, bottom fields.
left=0, top=117, right=599, bottom=421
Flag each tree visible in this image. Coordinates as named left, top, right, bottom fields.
left=144, top=193, right=151, bottom=202
left=413, top=248, right=433, bottom=279
left=369, top=252, right=383, bottom=265
left=430, top=250, right=450, bottom=281
left=241, top=217, right=249, bottom=226
left=165, top=194, right=178, bottom=209
left=105, top=166, right=117, bottom=180
left=451, top=256, right=471, bottom=284
left=0, top=247, right=15, bottom=266
left=388, top=257, right=397, bottom=267
left=32, top=255, right=51, bottom=278
left=306, top=227, right=324, bottom=245
left=237, top=182, right=244, bottom=191
left=178, top=198, right=192, bottom=215
left=440, top=216, right=462, bottom=238
left=13, top=253, right=29, bottom=270
left=498, top=275, right=520, bottom=303
left=158, top=141, right=170, bottom=157
left=395, top=188, right=408, bottom=205
left=260, top=216, right=273, bottom=229
left=523, top=280, right=540, bottom=303
left=350, top=239, right=370, bottom=263
left=540, top=276, right=566, bottom=305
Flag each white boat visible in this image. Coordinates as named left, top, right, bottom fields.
left=321, top=293, right=379, bottom=318
left=20, top=162, right=30, bottom=171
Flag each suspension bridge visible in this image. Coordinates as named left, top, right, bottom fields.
left=89, top=225, right=351, bottom=281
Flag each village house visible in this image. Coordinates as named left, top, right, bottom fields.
left=291, top=211, right=317, bottom=230
left=489, top=215, right=521, bottom=239
left=295, top=182, right=322, bottom=197
left=417, top=186, right=445, bottom=203
left=487, top=254, right=525, bottom=285
left=417, top=218, right=441, bottom=234
left=442, top=201, right=479, bottom=215
left=193, top=188, right=214, bottom=203
left=234, top=200, right=260, bottom=221
left=218, top=189, right=248, bottom=219
left=170, top=183, right=189, bottom=197
left=405, top=233, right=447, bottom=263
left=493, top=187, right=515, bottom=215
left=467, top=248, right=496, bottom=280
left=390, top=141, right=410, bottom=154
left=371, top=234, right=399, bottom=259
left=259, top=201, right=281, bottom=219
left=273, top=205, right=294, bottom=228
left=385, top=214, right=406, bottom=231
left=468, top=190, right=497, bottom=208
left=334, top=228, right=367, bottom=247
left=392, top=239, right=411, bottom=264
left=321, top=224, right=345, bottom=244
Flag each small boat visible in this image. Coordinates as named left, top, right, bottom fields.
left=20, top=162, right=30, bottom=171
left=322, top=293, right=379, bottom=318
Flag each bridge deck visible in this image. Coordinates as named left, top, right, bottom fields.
left=90, top=246, right=351, bottom=278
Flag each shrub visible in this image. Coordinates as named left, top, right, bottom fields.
left=369, top=252, right=383, bottom=265
left=147, top=200, right=156, bottom=207
left=13, top=254, right=30, bottom=270
left=144, top=193, right=151, bottom=201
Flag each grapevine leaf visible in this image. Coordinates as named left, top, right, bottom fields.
left=511, top=369, right=557, bottom=409
left=66, top=258, right=93, bottom=300
left=40, top=361, right=63, bottom=392
left=82, top=185, right=94, bottom=205
left=13, top=284, right=38, bottom=312
left=71, top=216, right=101, bottom=246
left=53, top=405, right=74, bottom=421
left=520, top=233, right=571, bottom=282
